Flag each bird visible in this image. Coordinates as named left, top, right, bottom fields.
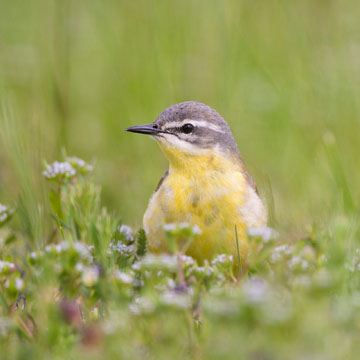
left=126, top=101, right=267, bottom=267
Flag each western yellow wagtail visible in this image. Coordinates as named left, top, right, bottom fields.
left=126, top=102, right=267, bottom=265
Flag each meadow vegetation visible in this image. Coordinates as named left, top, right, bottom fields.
left=0, top=158, right=359, bottom=359
left=0, top=1, right=360, bottom=359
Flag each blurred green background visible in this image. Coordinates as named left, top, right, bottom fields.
left=0, top=0, right=359, bottom=231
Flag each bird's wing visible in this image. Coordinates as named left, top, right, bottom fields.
left=237, top=153, right=258, bottom=194
left=243, top=167, right=258, bottom=194
left=155, top=169, right=169, bottom=192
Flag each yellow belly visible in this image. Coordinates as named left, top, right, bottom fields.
left=143, top=164, right=252, bottom=265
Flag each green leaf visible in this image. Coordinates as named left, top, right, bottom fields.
left=5, top=233, right=16, bottom=245
left=91, top=222, right=105, bottom=267
left=0, top=289, right=9, bottom=313
left=136, top=228, right=147, bottom=258
left=49, top=189, right=63, bottom=220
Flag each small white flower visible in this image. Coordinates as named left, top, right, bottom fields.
left=270, top=244, right=293, bottom=263
left=179, top=222, right=190, bottom=228
left=164, top=222, right=202, bottom=236
left=75, top=263, right=84, bottom=272
left=345, top=262, right=355, bottom=272
left=42, top=161, right=76, bottom=179
left=180, top=255, right=195, bottom=267
left=0, top=260, right=16, bottom=272
left=87, top=245, right=95, bottom=252
left=15, top=278, right=24, bottom=290
left=215, top=272, right=226, bottom=284
left=164, top=223, right=177, bottom=232
left=55, top=244, right=62, bottom=253
left=131, top=262, right=141, bottom=271
left=66, top=157, right=94, bottom=172
left=0, top=204, right=13, bottom=224
left=140, top=254, right=177, bottom=272
left=114, top=270, right=133, bottom=284
left=129, top=297, right=155, bottom=315
left=82, top=266, right=100, bottom=286
left=160, top=291, right=192, bottom=309
left=288, top=256, right=301, bottom=267
left=288, top=256, right=310, bottom=271
left=301, top=260, right=309, bottom=270
left=242, top=278, right=269, bottom=304
left=119, top=225, right=134, bottom=243
left=60, top=241, right=71, bottom=251
left=211, top=254, right=233, bottom=266
left=74, top=242, right=92, bottom=260
left=167, top=278, right=176, bottom=289
left=192, top=266, right=214, bottom=277
left=192, top=225, right=202, bottom=235
left=109, top=241, right=134, bottom=256
left=248, top=226, right=278, bottom=242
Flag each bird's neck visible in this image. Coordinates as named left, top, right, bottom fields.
left=159, top=144, right=242, bottom=177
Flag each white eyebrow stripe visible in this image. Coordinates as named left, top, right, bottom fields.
left=162, top=119, right=225, bottom=133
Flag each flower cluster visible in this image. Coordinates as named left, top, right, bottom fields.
left=134, top=253, right=178, bottom=272
left=164, top=222, right=202, bottom=236
left=27, top=240, right=98, bottom=295
left=203, top=277, right=293, bottom=326
left=270, top=244, right=293, bottom=263
left=0, top=260, right=16, bottom=274
left=108, top=241, right=135, bottom=256
left=114, top=270, right=134, bottom=285
left=42, top=161, right=76, bottom=180
left=66, top=157, right=94, bottom=174
left=0, top=203, right=14, bottom=226
left=0, top=259, right=23, bottom=299
left=107, top=225, right=136, bottom=258
left=42, top=157, right=93, bottom=181
left=344, top=248, right=360, bottom=273
left=128, top=251, right=235, bottom=301
left=248, top=226, right=279, bottom=243
left=35, top=240, right=93, bottom=261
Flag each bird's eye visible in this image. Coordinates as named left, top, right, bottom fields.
left=181, top=123, right=194, bottom=134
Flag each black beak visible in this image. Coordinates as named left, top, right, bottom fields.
left=125, top=123, right=163, bottom=135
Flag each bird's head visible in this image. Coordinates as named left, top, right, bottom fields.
left=126, top=102, right=241, bottom=169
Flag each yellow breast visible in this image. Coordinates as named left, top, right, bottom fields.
left=143, top=146, right=266, bottom=266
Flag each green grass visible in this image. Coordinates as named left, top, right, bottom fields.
left=0, top=0, right=360, bottom=359
left=0, top=158, right=359, bottom=360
